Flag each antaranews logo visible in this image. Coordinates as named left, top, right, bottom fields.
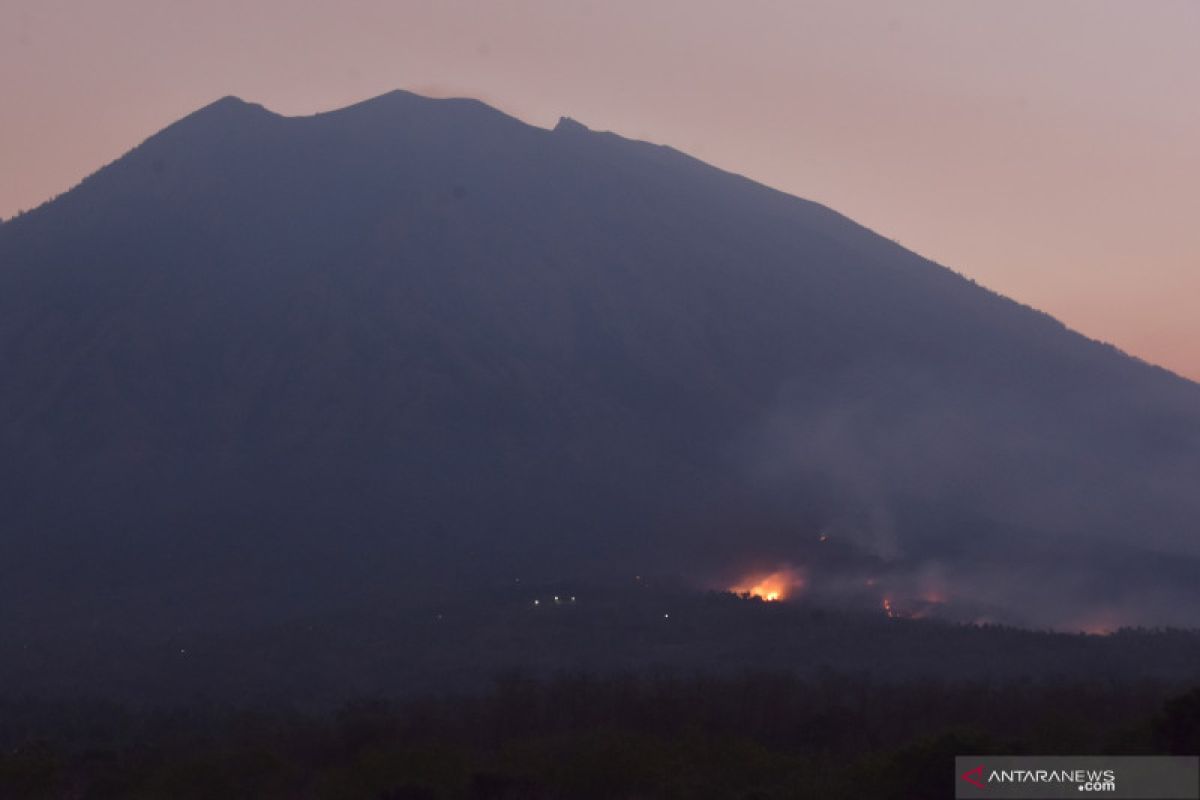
left=960, top=763, right=1115, bottom=793
left=955, top=756, right=1198, bottom=799
left=960, top=764, right=986, bottom=789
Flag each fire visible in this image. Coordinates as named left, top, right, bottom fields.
left=1075, top=611, right=1123, bottom=635
left=730, top=568, right=803, bottom=602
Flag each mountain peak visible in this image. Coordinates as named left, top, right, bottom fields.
left=334, top=89, right=427, bottom=111
left=207, top=94, right=251, bottom=109
left=293, top=90, right=533, bottom=139
left=159, top=94, right=276, bottom=137
left=192, top=94, right=272, bottom=119
left=554, top=116, right=590, bottom=135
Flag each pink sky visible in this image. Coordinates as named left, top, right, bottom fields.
left=3, top=1, right=1197, bottom=380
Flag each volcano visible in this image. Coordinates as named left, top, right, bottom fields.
left=2, top=90, right=1198, bottom=629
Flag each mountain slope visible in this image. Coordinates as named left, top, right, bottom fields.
left=1, top=90, right=1197, bottom=630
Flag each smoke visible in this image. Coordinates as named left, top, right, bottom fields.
left=734, top=362, right=1200, bottom=630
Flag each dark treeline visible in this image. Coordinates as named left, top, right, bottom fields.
left=2, top=673, right=1199, bottom=799
left=8, top=585, right=1200, bottom=707
left=6, top=589, right=1200, bottom=797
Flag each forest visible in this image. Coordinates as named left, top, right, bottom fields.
left=2, top=671, right=1198, bottom=798
left=3, top=588, right=1200, bottom=798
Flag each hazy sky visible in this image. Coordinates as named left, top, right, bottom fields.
left=3, top=0, right=1197, bottom=379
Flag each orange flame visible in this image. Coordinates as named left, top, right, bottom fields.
left=730, top=568, right=803, bottom=602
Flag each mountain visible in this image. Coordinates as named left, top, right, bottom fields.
left=1, top=90, right=1198, bottom=632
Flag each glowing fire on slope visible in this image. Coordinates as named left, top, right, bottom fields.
left=730, top=568, right=804, bottom=602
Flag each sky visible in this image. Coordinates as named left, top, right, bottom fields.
left=2, top=0, right=1197, bottom=380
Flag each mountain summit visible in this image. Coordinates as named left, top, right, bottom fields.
left=1, top=91, right=1197, bottom=630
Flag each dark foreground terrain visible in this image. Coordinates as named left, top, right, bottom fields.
left=3, top=673, right=1199, bottom=799
left=7, top=584, right=1200, bottom=706
left=3, top=588, right=1199, bottom=799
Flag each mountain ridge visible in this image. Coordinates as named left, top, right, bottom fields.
left=3, top=90, right=1194, bottom=392
left=1, top=89, right=1197, bottom=631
